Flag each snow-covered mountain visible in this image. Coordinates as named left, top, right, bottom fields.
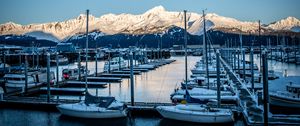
left=0, top=5, right=299, bottom=42
left=267, top=17, right=300, bottom=31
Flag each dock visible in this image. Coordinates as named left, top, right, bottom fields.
left=112, top=70, right=141, bottom=75
left=99, top=73, right=131, bottom=78
left=86, top=77, right=122, bottom=83
left=39, top=87, right=85, bottom=96
left=63, top=81, right=107, bottom=88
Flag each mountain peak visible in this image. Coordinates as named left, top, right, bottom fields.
left=267, top=16, right=300, bottom=31
left=145, top=5, right=166, bottom=14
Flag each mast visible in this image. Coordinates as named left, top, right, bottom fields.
left=258, top=20, right=262, bottom=70
left=184, top=10, right=188, bottom=97
left=85, top=9, right=89, bottom=91
left=203, top=10, right=209, bottom=89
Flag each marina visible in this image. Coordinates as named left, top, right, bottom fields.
left=0, top=2, right=300, bottom=126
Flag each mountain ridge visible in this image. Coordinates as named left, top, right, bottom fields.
left=0, top=6, right=299, bottom=42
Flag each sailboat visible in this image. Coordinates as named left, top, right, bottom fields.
left=57, top=10, right=127, bottom=118
left=156, top=10, right=234, bottom=123
left=57, top=92, right=127, bottom=118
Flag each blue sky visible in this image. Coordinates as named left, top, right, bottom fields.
left=0, top=0, right=299, bottom=25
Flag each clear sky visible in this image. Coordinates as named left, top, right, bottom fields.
left=0, top=0, right=299, bottom=25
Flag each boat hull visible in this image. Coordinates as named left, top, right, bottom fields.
left=156, top=106, right=234, bottom=123
left=269, top=94, right=300, bottom=108
left=57, top=104, right=127, bottom=118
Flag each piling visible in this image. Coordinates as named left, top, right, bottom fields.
left=36, top=51, right=39, bottom=69
left=250, top=48, right=254, bottom=93
left=234, top=50, right=236, bottom=71
left=242, top=49, right=246, bottom=81
left=46, top=53, right=51, bottom=102
left=95, top=49, right=98, bottom=76
left=108, top=51, right=111, bottom=73
left=216, top=50, right=221, bottom=108
left=56, top=52, right=59, bottom=87
left=262, top=49, right=269, bottom=125
left=238, top=49, right=240, bottom=72
left=3, top=51, right=6, bottom=73
left=130, top=51, right=134, bottom=106
left=184, top=10, right=188, bottom=91
left=78, top=51, right=81, bottom=80
left=24, top=54, right=28, bottom=93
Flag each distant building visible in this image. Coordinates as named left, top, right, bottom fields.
left=56, top=43, right=76, bottom=52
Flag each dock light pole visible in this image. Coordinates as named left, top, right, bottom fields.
left=24, top=54, right=28, bottom=94
left=216, top=50, right=221, bottom=108
left=46, top=53, right=51, bottom=102
left=129, top=49, right=135, bottom=106
left=85, top=9, right=89, bottom=91
left=262, top=49, right=269, bottom=125
left=56, top=52, right=59, bottom=87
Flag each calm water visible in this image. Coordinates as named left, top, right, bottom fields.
left=1, top=55, right=300, bottom=126
left=50, top=56, right=200, bottom=103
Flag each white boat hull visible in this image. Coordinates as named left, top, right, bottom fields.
left=57, top=103, right=127, bottom=118
left=156, top=105, right=234, bottom=123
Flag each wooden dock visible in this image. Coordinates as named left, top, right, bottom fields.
left=99, top=73, right=131, bottom=78
left=39, top=87, right=85, bottom=96
left=63, top=81, right=107, bottom=88
left=87, top=77, right=122, bottom=83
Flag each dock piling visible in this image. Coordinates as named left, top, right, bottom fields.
left=250, top=48, right=254, bottom=93
left=56, top=52, right=59, bottom=87
left=130, top=50, right=135, bottom=106
left=78, top=51, right=81, bottom=80
left=46, top=53, right=51, bottom=102
left=262, top=49, right=269, bottom=125
left=24, top=54, right=28, bottom=94
left=216, top=50, right=221, bottom=108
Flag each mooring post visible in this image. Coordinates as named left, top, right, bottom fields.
left=47, top=53, right=51, bottom=102
left=78, top=51, right=81, bottom=80
left=56, top=52, right=59, bottom=87
left=24, top=54, right=28, bottom=94
left=238, top=49, right=240, bottom=74
left=108, top=51, right=111, bottom=73
left=233, top=50, right=236, bottom=71
left=36, top=51, right=39, bottom=69
left=242, top=49, right=246, bottom=81
left=118, top=51, right=121, bottom=70
left=95, top=49, right=98, bottom=76
left=3, top=51, right=6, bottom=73
left=19, top=54, right=22, bottom=66
left=262, top=49, right=269, bottom=125
left=216, top=50, right=221, bottom=108
left=130, top=50, right=135, bottom=106
left=250, top=48, right=255, bottom=93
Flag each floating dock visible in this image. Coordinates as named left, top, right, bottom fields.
left=39, top=87, right=85, bottom=96
left=87, top=77, right=122, bottom=83
left=63, top=81, right=107, bottom=88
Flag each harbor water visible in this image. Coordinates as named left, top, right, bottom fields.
left=1, top=55, right=300, bottom=126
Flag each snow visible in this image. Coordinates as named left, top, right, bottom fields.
left=267, top=16, right=300, bottom=31
left=0, top=6, right=299, bottom=41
